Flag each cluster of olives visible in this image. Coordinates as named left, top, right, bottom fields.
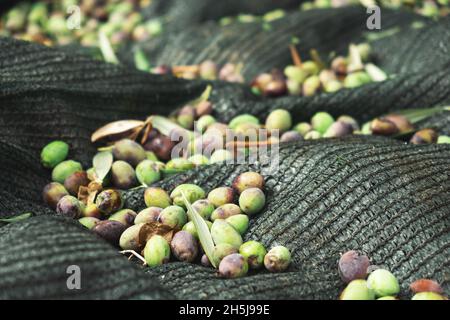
left=150, top=43, right=384, bottom=98
left=121, top=172, right=291, bottom=278
left=338, top=250, right=447, bottom=300
left=252, top=43, right=382, bottom=97
left=367, top=116, right=450, bottom=144
left=150, top=61, right=244, bottom=83
left=0, top=0, right=161, bottom=48
left=41, top=144, right=291, bottom=280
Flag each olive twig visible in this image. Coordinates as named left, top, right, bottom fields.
left=289, top=44, right=302, bottom=67
left=120, top=250, right=147, bottom=266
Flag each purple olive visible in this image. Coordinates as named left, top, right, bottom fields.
left=338, top=250, right=370, bottom=284
left=92, top=220, right=127, bottom=247
left=170, top=231, right=199, bottom=263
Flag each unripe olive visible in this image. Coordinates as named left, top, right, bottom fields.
left=239, top=188, right=266, bottom=216
left=264, top=245, right=291, bottom=272
left=158, top=205, right=187, bottom=229
left=213, top=243, right=238, bottom=265
left=411, top=292, right=446, bottom=300
left=113, top=139, right=146, bottom=166
left=166, top=158, right=195, bottom=171
left=182, top=220, right=213, bottom=239
left=170, top=184, right=206, bottom=208
left=293, top=122, right=312, bottom=136
left=52, top=160, right=83, bottom=184
left=232, top=171, right=265, bottom=194
left=144, top=235, right=170, bottom=267
left=41, top=140, right=69, bottom=168
left=119, top=223, right=145, bottom=251
left=78, top=217, right=100, bottom=229
left=108, top=209, right=137, bottom=227
left=302, top=75, right=321, bottom=96
left=367, top=269, right=400, bottom=298
left=177, top=105, right=196, bottom=129
left=135, top=160, right=161, bottom=186
left=211, top=204, right=242, bottom=221
left=239, top=241, right=267, bottom=269
left=196, top=115, right=216, bottom=133
left=135, top=207, right=162, bottom=224
left=188, top=154, right=210, bottom=166
left=344, top=71, right=371, bottom=88
left=207, top=187, right=235, bottom=207
left=226, top=214, right=249, bottom=235
left=211, top=219, right=243, bottom=250
left=191, top=199, right=215, bottom=220
left=210, top=149, right=234, bottom=164
left=340, top=280, right=375, bottom=300
left=265, top=109, right=292, bottom=133
left=229, top=114, right=260, bottom=130
left=144, top=187, right=171, bottom=208
left=311, top=112, right=334, bottom=134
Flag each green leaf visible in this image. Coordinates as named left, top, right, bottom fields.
left=0, top=212, right=32, bottom=223
left=93, top=151, right=113, bottom=183
left=365, top=63, right=388, bottom=82
left=180, top=190, right=217, bottom=268
left=98, top=30, right=119, bottom=64
left=394, top=106, right=450, bottom=124
left=187, top=85, right=212, bottom=107
left=134, top=48, right=151, bottom=72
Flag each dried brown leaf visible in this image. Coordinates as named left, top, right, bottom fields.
left=78, top=181, right=103, bottom=205
left=91, top=120, right=145, bottom=143
left=138, top=222, right=176, bottom=248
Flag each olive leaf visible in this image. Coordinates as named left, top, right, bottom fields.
left=93, top=151, right=113, bottom=183
left=99, top=30, right=119, bottom=64
left=394, top=105, right=450, bottom=124
left=91, top=119, right=145, bottom=143
left=150, top=115, right=193, bottom=138
left=365, top=63, right=387, bottom=82
left=347, top=43, right=364, bottom=72
left=180, top=190, right=217, bottom=268
left=0, top=212, right=32, bottom=224
left=186, top=85, right=212, bottom=107
left=134, top=48, right=151, bottom=72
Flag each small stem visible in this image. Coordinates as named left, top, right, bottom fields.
left=225, top=140, right=279, bottom=149
left=289, top=44, right=302, bottom=67
left=120, top=250, right=147, bottom=266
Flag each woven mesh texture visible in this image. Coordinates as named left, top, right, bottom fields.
left=0, top=2, right=449, bottom=299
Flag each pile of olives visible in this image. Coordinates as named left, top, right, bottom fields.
left=0, top=0, right=161, bottom=48
left=338, top=250, right=447, bottom=300
left=150, top=43, right=388, bottom=98
left=41, top=143, right=290, bottom=279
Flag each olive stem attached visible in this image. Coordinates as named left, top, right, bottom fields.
left=120, top=250, right=147, bottom=266
left=289, top=44, right=302, bottom=67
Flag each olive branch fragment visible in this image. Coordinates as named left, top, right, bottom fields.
left=120, top=250, right=147, bottom=266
